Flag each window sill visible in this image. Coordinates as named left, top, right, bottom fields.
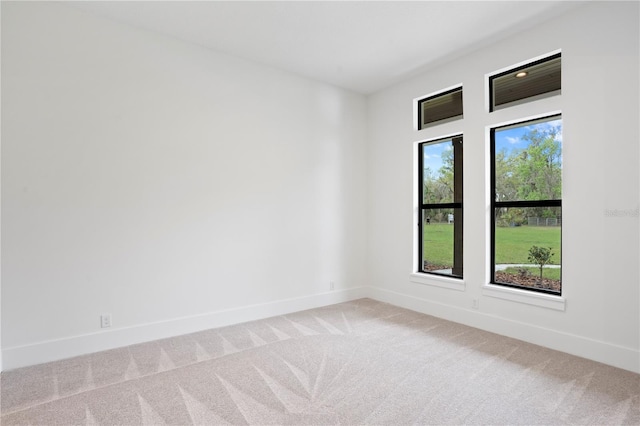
left=410, top=273, right=465, bottom=291
left=482, top=283, right=565, bottom=311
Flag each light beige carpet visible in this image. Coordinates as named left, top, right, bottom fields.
left=1, top=298, right=639, bottom=425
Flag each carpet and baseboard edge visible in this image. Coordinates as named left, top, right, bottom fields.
left=3, top=285, right=638, bottom=375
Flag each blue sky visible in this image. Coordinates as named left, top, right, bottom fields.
left=422, top=118, right=561, bottom=179
left=422, top=139, right=452, bottom=179
left=495, top=118, right=562, bottom=156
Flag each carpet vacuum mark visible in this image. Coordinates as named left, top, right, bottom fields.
left=2, top=299, right=639, bottom=425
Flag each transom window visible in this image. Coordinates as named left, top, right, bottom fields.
left=417, top=87, right=463, bottom=129
left=490, top=53, right=561, bottom=111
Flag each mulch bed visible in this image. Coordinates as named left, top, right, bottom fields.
left=423, top=264, right=451, bottom=272
left=495, top=271, right=561, bottom=292
left=423, top=262, right=560, bottom=292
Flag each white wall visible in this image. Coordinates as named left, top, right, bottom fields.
left=0, top=0, right=3, bottom=372
left=1, top=2, right=367, bottom=368
left=367, top=1, right=640, bottom=373
left=2, top=1, right=639, bottom=374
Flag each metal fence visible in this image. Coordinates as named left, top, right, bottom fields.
left=527, top=217, right=562, bottom=226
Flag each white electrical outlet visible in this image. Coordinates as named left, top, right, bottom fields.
left=472, top=299, right=479, bottom=310
left=101, top=314, right=112, bottom=328
left=330, top=281, right=335, bottom=291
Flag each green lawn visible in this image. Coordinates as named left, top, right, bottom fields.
left=495, top=225, right=561, bottom=264
left=422, top=223, right=455, bottom=266
left=422, top=224, right=561, bottom=266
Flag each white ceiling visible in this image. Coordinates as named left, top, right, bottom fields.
left=69, top=1, right=583, bottom=94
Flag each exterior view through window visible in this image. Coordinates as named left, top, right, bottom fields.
left=491, top=115, right=562, bottom=294
left=419, top=136, right=463, bottom=278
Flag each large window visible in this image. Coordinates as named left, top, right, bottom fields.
left=491, top=115, right=562, bottom=294
left=418, top=136, right=463, bottom=278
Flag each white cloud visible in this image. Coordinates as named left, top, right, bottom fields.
left=524, top=119, right=562, bottom=142
left=506, top=136, right=520, bottom=144
left=529, top=119, right=561, bottom=133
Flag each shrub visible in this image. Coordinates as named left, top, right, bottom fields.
left=528, top=246, right=554, bottom=283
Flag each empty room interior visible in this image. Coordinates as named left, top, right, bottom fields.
left=1, top=1, right=639, bottom=424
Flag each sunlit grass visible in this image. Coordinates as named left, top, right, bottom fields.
left=422, top=224, right=561, bottom=266
left=495, top=225, right=561, bottom=264
left=422, top=223, right=454, bottom=266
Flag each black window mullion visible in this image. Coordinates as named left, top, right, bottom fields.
left=418, top=142, right=424, bottom=270
left=495, top=200, right=561, bottom=209
left=420, top=202, right=462, bottom=210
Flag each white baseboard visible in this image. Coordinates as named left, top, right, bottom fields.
left=4, top=285, right=638, bottom=375
left=2, top=287, right=368, bottom=370
left=368, top=286, right=640, bottom=374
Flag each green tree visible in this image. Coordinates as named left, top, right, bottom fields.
left=528, top=245, right=554, bottom=284
left=494, top=125, right=561, bottom=224
left=514, top=126, right=562, bottom=201
left=495, top=149, right=520, bottom=202
left=422, top=144, right=455, bottom=206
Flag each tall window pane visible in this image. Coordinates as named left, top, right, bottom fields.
left=419, top=136, right=463, bottom=278
left=491, top=116, right=562, bottom=294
